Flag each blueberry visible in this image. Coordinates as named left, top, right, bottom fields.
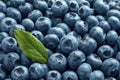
left=77, top=63, right=92, bottom=80
left=108, top=16, right=120, bottom=30
left=108, top=1, right=116, bottom=9
left=41, top=64, right=49, bottom=78
left=1, top=37, right=17, bottom=52
left=43, top=34, right=59, bottom=50
left=107, top=9, right=120, bottom=20
left=64, top=12, right=80, bottom=29
left=116, top=52, right=120, bottom=62
left=0, top=12, right=6, bottom=22
left=89, top=70, right=104, bottom=80
left=74, top=20, right=88, bottom=36
left=98, top=45, right=114, bottom=60
left=46, top=48, right=53, bottom=56
left=93, top=0, right=110, bottom=15
left=68, top=50, right=86, bottom=70
left=62, top=71, right=78, bottom=80
left=9, top=24, right=25, bottom=37
left=114, top=1, right=120, bottom=10
left=48, top=27, right=65, bottom=39
left=100, top=58, right=120, bottom=77
left=48, top=53, right=67, bottom=72
left=51, top=17, right=62, bottom=27
left=96, top=15, right=105, bottom=22
left=31, top=30, right=44, bottom=42
left=0, top=51, right=6, bottom=63
left=6, top=7, right=22, bottom=23
left=105, top=77, right=117, bottom=80
left=25, top=0, right=34, bottom=3
left=55, top=23, right=71, bottom=34
left=78, top=0, right=90, bottom=7
left=89, top=26, right=105, bottom=45
left=117, top=36, right=120, bottom=49
left=33, top=0, right=48, bottom=12
left=105, top=30, right=118, bottom=46
left=8, top=0, right=25, bottom=8
left=35, top=17, right=52, bottom=34
left=0, top=64, right=6, bottom=80
left=11, top=66, right=29, bottom=80
left=78, top=5, right=93, bottom=20
left=59, top=35, right=79, bottom=54
left=51, top=0, right=68, bottom=17
left=46, top=70, right=61, bottom=80
left=18, top=2, right=33, bottom=17
left=0, top=1, right=6, bottom=13
left=0, top=17, right=17, bottom=32
left=29, top=63, right=44, bottom=79
left=67, top=0, right=79, bottom=12
left=86, top=15, right=99, bottom=29
left=4, top=78, right=12, bottom=80
left=20, top=52, right=31, bottom=67
left=86, top=54, right=102, bottom=70
left=45, top=8, right=53, bottom=18
left=0, top=32, right=8, bottom=43
left=28, top=10, right=43, bottom=22
left=99, top=21, right=111, bottom=33
left=3, top=52, right=20, bottom=71
left=78, top=37, right=97, bottom=55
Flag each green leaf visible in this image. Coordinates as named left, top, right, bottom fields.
left=14, top=30, right=48, bottom=63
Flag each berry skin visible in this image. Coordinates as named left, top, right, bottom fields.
left=98, top=45, right=114, bottom=60
left=78, top=37, right=97, bottom=55
left=33, top=0, right=48, bottom=12
left=99, top=21, right=111, bottom=33
left=1, top=37, right=17, bottom=52
left=96, top=15, right=105, bottom=22
left=117, top=36, right=120, bottom=49
left=18, top=2, right=33, bottom=17
left=89, top=26, right=105, bottom=45
left=64, top=12, right=81, bottom=29
left=105, top=77, right=117, bottom=80
left=45, top=8, right=53, bottom=18
left=74, top=20, right=88, bottom=36
left=9, top=24, right=25, bottom=37
left=31, top=30, right=44, bottom=42
left=62, top=71, right=78, bottom=80
left=68, top=50, right=86, bottom=70
left=0, top=32, right=8, bottom=43
left=0, top=17, right=17, bottom=32
left=0, top=12, right=6, bottom=22
left=35, top=17, right=52, bottom=34
left=22, top=18, right=34, bottom=31
left=29, top=63, right=44, bottom=79
left=48, top=27, right=65, bottom=39
left=43, top=34, right=59, bottom=50
left=108, top=16, right=120, bottom=30
left=48, top=53, right=67, bottom=72
left=41, top=64, right=49, bottom=78
left=0, top=64, right=6, bottom=80
left=0, top=51, right=6, bottom=63
left=46, top=48, right=53, bottom=56
left=46, top=70, right=61, bottom=80
left=55, top=23, right=71, bottom=34
left=86, top=15, right=99, bottom=29
left=93, top=0, right=110, bottom=15
left=6, top=7, right=22, bottom=23
left=11, top=66, right=29, bottom=80
left=89, top=70, right=104, bottom=80
left=86, top=54, right=102, bottom=70
left=78, top=0, right=90, bottom=7
left=67, top=0, right=79, bottom=12
left=100, top=58, right=120, bottom=77
left=116, top=52, right=120, bottom=62
left=51, top=17, right=62, bottom=27
left=78, top=5, right=93, bottom=20
left=28, top=10, right=43, bottom=22
left=0, top=1, right=7, bottom=13
left=59, top=35, right=79, bottom=54
left=3, top=52, right=20, bottom=71
left=77, top=63, right=92, bottom=80
left=105, top=30, right=118, bottom=46
left=51, top=0, right=68, bottom=17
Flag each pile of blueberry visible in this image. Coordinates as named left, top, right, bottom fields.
left=1, top=0, right=120, bottom=80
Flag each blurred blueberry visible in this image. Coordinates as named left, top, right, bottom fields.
left=78, top=0, right=90, bottom=7
left=0, top=12, right=5, bottom=22
left=105, top=77, right=117, bottom=80
left=68, top=50, right=86, bottom=70
left=116, top=52, right=120, bottom=62
left=0, top=32, right=8, bottom=43
left=77, top=63, right=92, bottom=80
left=96, top=15, right=105, bottom=22
left=46, top=70, right=61, bottom=80
left=0, top=17, right=17, bottom=32
left=48, top=53, right=67, bottom=72
left=0, top=64, right=6, bottom=80
left=0, top=1, right=6, bottom=13
left=0, top=51, right=6, bottom=63
left=62, top=71, right=78, bottom=80
left=11, top=66, right=29, bottom=80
